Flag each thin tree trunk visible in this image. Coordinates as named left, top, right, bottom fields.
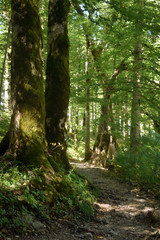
left=74, top=51, right=81, bottom=151
left=130, top=0, right=144, bottom=151
left=74, top=77, right=79, bottom=151
left=0, top=20, right=11, bottom=111
left=123, top=104, right=129, bottom=142
left=85, top=34, right=91, bottom=161
left=74, top=104, right=78, bottom=150
left=91, top=44, right=127, bottom=165
left=68, top=105, right=73, bottom=134
left=130, top=73, right=141, bottom=149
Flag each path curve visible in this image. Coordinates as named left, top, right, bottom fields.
left=11, top=161, right=160, bottom=240
left=72, top=162, right=160, bottom=240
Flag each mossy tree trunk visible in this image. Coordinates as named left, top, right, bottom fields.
left=45, top=0, right=70, bottom=170
left=8, top=0, right=52, bottom=169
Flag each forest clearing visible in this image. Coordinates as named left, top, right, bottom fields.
left=0, top=0, right=160, bottom=239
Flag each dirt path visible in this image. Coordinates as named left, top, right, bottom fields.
left=72, top=162, right=160, bottom=240
left=9, top=162, right=160, bottom=240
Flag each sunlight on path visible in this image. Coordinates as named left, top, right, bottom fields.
left=71, top=161, right=160, bottom=240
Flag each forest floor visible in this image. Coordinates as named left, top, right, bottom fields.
left=8, top=161, right=160, bottom=240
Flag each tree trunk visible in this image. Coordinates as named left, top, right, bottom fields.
left=8, top=0, right=51, bottom=168
left=91, top=44, right=127, bottom=166
left=90, top=45, right=112, bottom=166
left=45, top=0, right=70, bottom=170
left=68, top=105, right=73, bottom=134
left=74, top=91, right=79, bottom=151
left=85, top=34, right=91, bottom=161
left=74, top=58, right=80, bottom=151
left=74, top=105, right=78, bottom=150
left=130, top=0, right=143, bottom=151
left=0, top=20, right=11, bottom=111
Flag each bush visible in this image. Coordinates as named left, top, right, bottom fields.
left=114, top=133, right=160, bottom=190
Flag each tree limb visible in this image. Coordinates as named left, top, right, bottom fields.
left=71, top=0, right=84, bottom=16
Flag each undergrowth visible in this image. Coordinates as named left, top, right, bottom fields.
left=0, top=160, right=49, bottom=237
left=0, top=159, right=97, bottom=238
left=114, top=134, right=160, bottom=196
left=59, top=169, right=97, bottom=218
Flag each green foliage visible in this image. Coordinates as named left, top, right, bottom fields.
left=68, top=145, right=84, bottom=161
left=0, top=158, right=97, bottom=236
left=54, top=169, right=97, bottom=219
left=0, top=111, right=10, bottom=139
left=0, top=161, right=48, bottom=235
left=114, top=133, right=160, bottom=193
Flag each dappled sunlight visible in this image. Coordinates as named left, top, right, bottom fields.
left=68, top=146, right=84, bottom=161
left=95, top=202, right=113, bottom=212
left=72, top=162, right=160, bottom=239
left=95, top=198, right=154, bottom=217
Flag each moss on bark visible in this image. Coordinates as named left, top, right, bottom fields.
left=45, top=0, right=70, bottom=170
left=0, top=0, right=76, bottom=209
left=10, top=0, right=50, bottom=169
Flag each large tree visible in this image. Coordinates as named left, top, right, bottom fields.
left=45, top=0, right=70, bottom=170
left=2, top=0, right=54, bottom=170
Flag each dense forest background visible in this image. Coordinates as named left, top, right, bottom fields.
left=0, top=0, right=160, bottom=236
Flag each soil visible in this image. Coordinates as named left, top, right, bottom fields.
left=7, top=161, right=160, bottom=240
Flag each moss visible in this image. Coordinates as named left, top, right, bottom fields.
left=30, top=166, right=73, bottom=204
left=48, top=0, right=70, bottom=24
left=45, top=1, right=70, bottom=170
left=47, top=144, right=70, bottom=171
left=48, top=155, right=59, bottom=172
left=45, top=33, right=70, bottom=145
left=10, top=0, right=52, bottom=171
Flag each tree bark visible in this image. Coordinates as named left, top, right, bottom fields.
left=91, top=44, right=127, bottom=166
left=130, top=0, right=144, bottom=151
left=85, top=34, right=91, bottom=161
left=8, top=0, right=51, bottom=168
left=74, top=105, right=78, bottom=150
left=74, top=82, right=79, bottom=150
left=45, top=0, right=70, bottom=170
left=0, top=20, right=11, bottom=111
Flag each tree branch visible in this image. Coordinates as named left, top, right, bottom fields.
left=71, top=0, right=84, bottom=16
